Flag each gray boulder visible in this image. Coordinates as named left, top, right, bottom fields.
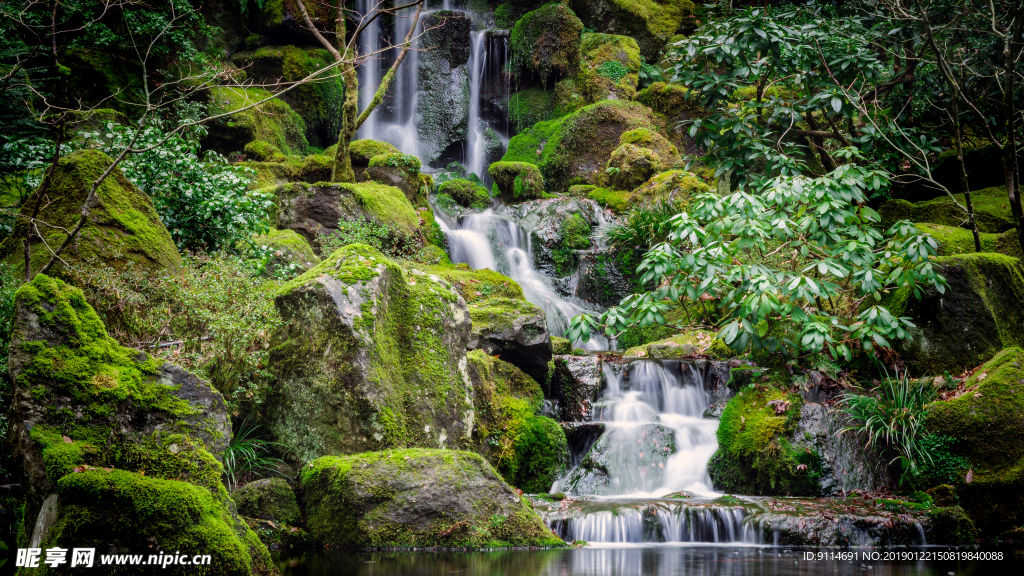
left=233, top=478, right=301, bottom=526
left=418, top=11, right=471, bottom=165
left=504, top=198, right=606, bottom=276
left=546, top=355, right=603, bottom=422
left=301, top=449, right=562, bottom=547
left=467, top=297, right=552, bottom=383
left=265, top=244, right=476, bottom=464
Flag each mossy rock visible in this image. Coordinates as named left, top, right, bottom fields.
left=270, top=181, right=419, bottom=248
left=502, top=100, right=668, bottom=192
left=233, top=478, right=301, bottom=526
left=366, top=153, right=422, bottom=203
left=882, top=253, right=1024, bottom=375
left=566, top=0, right=698, bottom=60
left=708, top=387, right=821, bottom=496
left=926, top=347, right=1024, bottom=532
left=411, top=262, right=525, bottom=305
left=296, top=154, right=334, bottom=183
left=916, top=223, right=1022, bottom=259
left=0, top=150, right=183, bottom=280
left=230, top=45, right=345, bottom=148
left=551, top=336, right=572, bottom=355
left=577, top=33, right=642, bottom=102
left=437, top=179, right=489, bottom=209
left=879, top=186, right=1016, bottom=233
left=467, top=351, right=568, bottom=493
left=623, top=329, right=724, bottom=359
left=250, top=228, right=321, bottom=277
left=6, top=275, right=273, bottom=574
left=204, top=86, right=308, bottom=156
left=301, top=449, right=563, bottom=548
left=926, top=506, right=979, bottom=545
left=348, top=139, right=401, bottom=181
left=244, top=140, right=287, bottom=162
left=467, top=298, right=552, bottom=383
left=605, top=144, right=663, bottom=191
left=587, top=187, right=633, bottom=213
left=265, top=245, right=476, bottom=464
left=629, top=169, right=709, bottom=209
left=636, top=82, right=703, bottom=117
left=488, top=161, right=545, bottom=201
left=510, top=4, right=584, bottom=87
left=507, top=87, right=558, bottom=134
left=506, top=198, right=605, bottom=277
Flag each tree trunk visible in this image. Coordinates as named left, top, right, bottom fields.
left=952, top=97, right=982, bottom=252
left=1003, top=8, right=1024, bottom=256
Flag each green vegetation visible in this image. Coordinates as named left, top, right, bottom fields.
left=207, top=86, right=309, bottom=156
left=437, top=179, right=490, bottom=209
left=880, top=187, right=1016, bottom=234
left=488, top=161, right=545, bottom=200
left=223, top=416, right=284, bottom=491
left=510, top=4, right=584, bottom=86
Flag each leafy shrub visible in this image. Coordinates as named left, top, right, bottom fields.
left=604, top=201, right=681, bottom=252
left=597, top=60, right=629, bottom=83
left=841, top=372, right=937, bottom=484
left=918, top=434, right=971, bottom=486
left=70, top=255, right=282, bottom=408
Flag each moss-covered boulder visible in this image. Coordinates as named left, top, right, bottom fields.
left=301, top=449, right=563, bottom=547
left=566, top=0, right=697, bottom=60
left=230, top=45, right=345, bottom=148
left=7, top=274, right=274, bottom=574
left=502, top=100, right=667, bottom=191
left=419, top=10, right=472, bottom=166
left=410, top=262, right=525, bottom=305
left=270, top=181, right=419, bottom=248
left=636, top=81, right=704, bottom=146
left=365, top=153, right=422, bottom=203
left=203, top=86, right=308, bottom=156
left=880, top=186, right=1016, bottom=233
left=916, top=223, right=1022, bottom=259
left=233, top=478, right=301, bottom=526
left=0, top=150, right=183, bottom=279
left=489, top=161, right=545, bottom=201
left=437, top=179, right=490, bottom=209
left=926, top=506, right=979, bottom=545
left=238, top=161, right=298, bottom=190
left=510, top=4, right=583, bottom=87
left=707, top=387, right=822, bottom=496
left=605, top=143, right=663, bottom=191
left=347, top=139, right=400, bottom=182
left=630, top=169, right=708, bottom=208
left=467, top=351, right=568, bottom=493
left=577, top=33, right=642, bottom=102
left=249, top=228, right=321, bottom=277
left=265, top=245, right=475, bottom=464
left=468, top=297, right=552, bottom=383
left=506, top=198, right=603, bottom=276
left=296, top=154, right=333, bottom=183
left=884, top=253, right=1024, bottom=375
left=926, top=347, right=1024, bottom=532
left=244, top=140, right=287, bottom=162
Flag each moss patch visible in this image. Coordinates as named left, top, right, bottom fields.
left=204, top=86, right=309, bottom=155
left=510, top=4, right=584, bottom=87
left=566, top=0, right=698, bottom=60
left=412, top=263, right=525, bottom=305
left=233, top=478, right=301, bottom=526
left=489, top=162, right=545, bottom=201
left=915, top=223, right=1022, bottom=259
left=577, top=33, right=642, bottom=102
left=437, top=179, right=489, bottom=209
left=880, top=186, right=1016, bottom=233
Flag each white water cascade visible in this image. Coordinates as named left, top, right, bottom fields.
left=465, top=31, right=486, bottom=179
left=435, top=209, right=609, bottom=349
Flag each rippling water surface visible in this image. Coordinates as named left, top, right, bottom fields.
left=276, top=546, right=1022, bottom=576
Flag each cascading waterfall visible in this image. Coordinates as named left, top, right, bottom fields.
left=355, top=0, right=381, bottom=141
left=465, top=31, right=486, bottom=178
left=435, top=209, right=609, bottom=349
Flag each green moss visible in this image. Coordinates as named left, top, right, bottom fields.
left=250, top=228, right=321, bottom=276
left=708, top=387, right=820, bottom=496
left=233, top=478, right=301, bottom=525
left=437, top=179, right=490, bottom=209
left=296, top=154, right=334, bottom=183
left=275, top=243, right=385, bottom=295
left=549, top=214, right=592, bottom=275
left=566, top=0, right=697, bottom=60
left=236, top=161, right=297, bottom=190
left=926, top=506, right=979, bottom=545
left=42, top=469, right=273, bottom=575
left=344, top=181, right=420, bottom=235
left=508, top=88, right=558, bottom=134
left=628, top=169, right=709, bottom=209
left=879, top=186, right=1016, bottom=233
left=588, top=187, right=633, bottom=213
left=206, top=86, right=308, bottom=155
left=502, top=100, right=665, bottom=191
left=636, top=82, right=704, bottom=118
left=244, top=140, right=286, bottom=162
left=577, top=33, right=642, bottom=101
left=510, top=4, right=584, bottom=87
left=368, top=152, right=422, bottom=173
left=605, top=144, right=663, bottom=191
left=413, top=263, right=525, bottom=305
left=925, top=347, right=1024, bottom=531
left=915, top=223, right=1022, bottom=259
left=488, top=162, right=545, bottom=201
left=0, top=150, right=183, bottom=279
left=349, top=139, right=401, bottom=166
left=551, top=336, right=571, bottom=355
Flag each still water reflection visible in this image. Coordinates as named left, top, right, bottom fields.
left=276, top=545, right=1022, bottom=576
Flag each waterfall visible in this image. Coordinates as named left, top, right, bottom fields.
left=435, top=208, right=609, bottom=349
left=465, top=31, right=486, bottom=179
left=558, top=361, right=719, bottom=497
left=355, top=0, right=381, bottom=141
left=551, top=503, right=760, bottom=544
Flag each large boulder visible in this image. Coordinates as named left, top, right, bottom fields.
left=249, top=228, right=321, bottom=278
left=418, top=11, right=471, bottom=166
left=926, top=347, right=1024, bottom=532
left=505, top=198, right=604, bottom=275
left=885, top=253, right=1024, bottom=375
left=562, top=422, right=678, bottom=495
left=509, top=4, right=583, bottom=87
left=203, top=86, right=308, bottom=156
left=365, top=152, right=422, bottom=202
left=347, top=139, right=400, bottom=182
left=301, top=449, right=563, bottom=547
left=467, top=298, right=553, bottom=387
left=502, top=100, right=668, bottom=191
left=230, top=45, right=345, bottom=148
left=565, top=0, right=697, bottom=60
left=467, top=351, right=568, bottom=493
left=269, top=181, right=419, bottom=248
left=6, top=274, right=274, bottom=574
left=577, top=33, right=642, bottom=102
left=0, top=150, right=183, bottom=279
left=264, top=244, right=475, bottom=464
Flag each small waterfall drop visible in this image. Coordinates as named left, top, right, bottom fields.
left=465, top=31, right=486, bottom=179
left=355, top=0, right=381, bottom=141
left=435, top=208, right=609, bottom=349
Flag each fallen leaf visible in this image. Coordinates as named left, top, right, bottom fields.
left=966, top=469, right=974, bottom=483
left=62, top=436, right=72, bottom=444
